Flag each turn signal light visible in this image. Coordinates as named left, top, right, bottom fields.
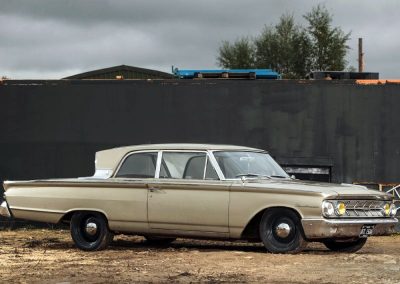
left=336, top=202, right=346, bottom=216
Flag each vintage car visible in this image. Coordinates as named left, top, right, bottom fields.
left=0, top=144, right=398, bottom=253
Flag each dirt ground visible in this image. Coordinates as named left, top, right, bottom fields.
left=0, top=229, right=399, bottom=283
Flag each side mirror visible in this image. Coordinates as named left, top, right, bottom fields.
left=290, top=175, right=296, bottom=180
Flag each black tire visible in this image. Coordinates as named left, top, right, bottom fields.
left=323, top=238, right=367, bottom=253
left=259, top=208, right=306, bottom=254
left=144, top=236, right=176, bottom=246
left=70, top=212, right=113, bottom=251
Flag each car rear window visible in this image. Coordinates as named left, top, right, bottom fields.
left=115, top=152, right=158, bottom=178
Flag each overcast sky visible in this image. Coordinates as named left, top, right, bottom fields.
left=1, top=0, right=399, bottom=79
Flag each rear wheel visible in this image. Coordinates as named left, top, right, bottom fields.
left=323, top=238, right=367, bottom=253
left=70, top=212, right=113, bottom=251
left=144, top=236, right=176, bottom=246
left=259, top=208, right=306, bottom=254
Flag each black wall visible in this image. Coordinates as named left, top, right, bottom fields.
left=1, top=79, right=400, bottom=195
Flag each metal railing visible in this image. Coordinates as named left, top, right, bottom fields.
left=386, top=184, right=400, bottom=200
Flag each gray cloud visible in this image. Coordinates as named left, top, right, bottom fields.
left=0, top=0, right=399, bottom=79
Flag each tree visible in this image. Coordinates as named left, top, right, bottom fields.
left=254, top=14, right=312, bottom=78
left=304, top=5, right=351, bottom=71
left=217, top=37, right=256, bottom=69
left=216, top=5, right=351, bottom=78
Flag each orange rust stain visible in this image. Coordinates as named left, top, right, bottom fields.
left=356, top=79, right=400, bottom=85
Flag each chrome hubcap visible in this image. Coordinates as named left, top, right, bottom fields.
left=85, top=222, right=98, bottom=236
left=275, top=223, right=291, bottom=238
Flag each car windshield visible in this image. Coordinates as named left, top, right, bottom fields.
left=213, top=151, right=289, bottom=179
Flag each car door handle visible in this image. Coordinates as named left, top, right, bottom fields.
left=148, top=187, right=162, bottom=193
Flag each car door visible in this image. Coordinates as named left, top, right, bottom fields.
left=111, top=151, right=159, bottom=232
left=147, top=151, right=230, bottom=234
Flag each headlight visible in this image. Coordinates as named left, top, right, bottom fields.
left=336, top=202, right=346, bottom=216
left=390, top=203, right=398, bottom=217
left=322, top=201, right=335, bottom=217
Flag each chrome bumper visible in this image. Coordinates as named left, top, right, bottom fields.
left=302, top=217, right=398, bottom=239
left=0, top=201, right=12, bottom=218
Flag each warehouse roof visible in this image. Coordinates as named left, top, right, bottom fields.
left=63, top=65, right=174, bottom=80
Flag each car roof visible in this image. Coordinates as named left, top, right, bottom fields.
left=95, top=143, right=265, bottom=171
left=109, top=143, right=263, bottom=152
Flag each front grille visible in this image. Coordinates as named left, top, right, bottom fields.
left=342, top=200, right=386, bottom=218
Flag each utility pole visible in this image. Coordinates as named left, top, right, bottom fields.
left=358, top=38, right=364, bottom=72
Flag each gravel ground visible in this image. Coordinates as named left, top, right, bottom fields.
left=0, top=229, right=399, bottom=283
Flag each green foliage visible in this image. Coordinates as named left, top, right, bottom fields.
left=217, top=5, right=351, bottom=79
left=217, top=37, right=256, bottom=69
left=304, top=5, right=351, bottom=71
left=254, top=14, right=312, bottom=79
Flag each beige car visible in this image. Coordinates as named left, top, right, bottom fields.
left=1, top=144, right=398, bottom=253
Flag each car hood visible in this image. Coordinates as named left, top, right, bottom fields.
left=243, top=178, right=392, bottom=200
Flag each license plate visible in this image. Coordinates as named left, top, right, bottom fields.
left=359, top=225, right=375, bottom=238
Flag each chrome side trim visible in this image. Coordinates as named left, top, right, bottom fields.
left=10, top=206, right=66, bottom=214
left=0, top=201, right=12, bottom=218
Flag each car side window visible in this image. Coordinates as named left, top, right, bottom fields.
left=115, top=152, right=157, bottom=178
left=184, top=155, right=206, bottom=179
left=160, top=152, right=219, bottom=180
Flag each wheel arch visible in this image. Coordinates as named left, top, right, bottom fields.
left=59, top=209, right=109, bottom=224
left=240, top=206, right=303, bottom=240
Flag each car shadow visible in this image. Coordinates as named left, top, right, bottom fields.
left=25, top=235, right=348, bottom=254
left=107, top=238, right=332, bottom=254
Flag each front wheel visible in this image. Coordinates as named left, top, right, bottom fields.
left=259, top=208, right=306, bottom=254
left=323, top=238, right=367, bottom=253
left=70, top=212, right=114, bottom=251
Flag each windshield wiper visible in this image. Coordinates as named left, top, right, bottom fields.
left=235, top=173, right=271, bottom=179
left=270, top=175, right=288, bottom=178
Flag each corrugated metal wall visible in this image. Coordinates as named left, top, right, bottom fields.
left=1, top=79, right=399, bottom=191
